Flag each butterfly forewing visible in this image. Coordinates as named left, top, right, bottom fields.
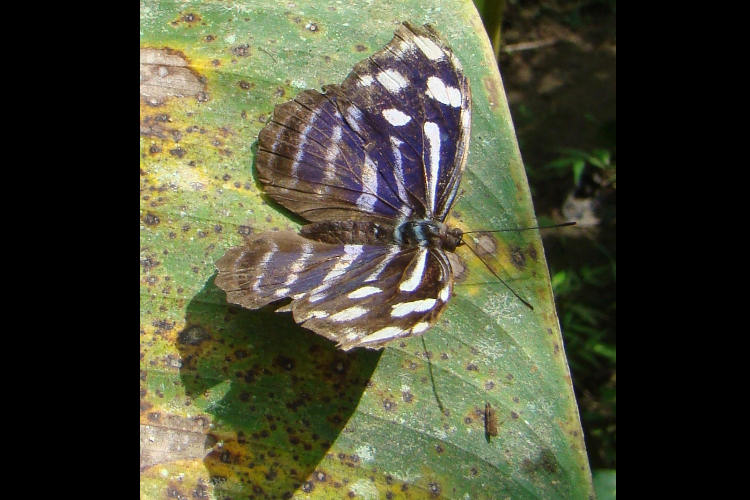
left=256, top=22, right=470, bottom=223
left=216, top=22, right=471, bottom=350
left=257, top=90, right=411, bottom=224
left=336, top=22, right=471, bottom=221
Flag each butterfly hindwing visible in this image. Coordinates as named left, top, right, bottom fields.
left=293, top=246, right=454, bottom=350
left=215, top=231, right=392, bottom=309
left=216, top=231, right=453, bottom=351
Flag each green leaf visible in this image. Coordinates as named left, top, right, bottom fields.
left=592, top=469, right=616, bottom=500
left=572, top=159, right=586, bottom=187
left=140, top=1, right=594, bottom=498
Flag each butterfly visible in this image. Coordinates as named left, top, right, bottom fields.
left=215, top=22, right=471, bottom=351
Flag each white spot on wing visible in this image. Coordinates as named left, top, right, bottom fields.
left=411, top=322, right=430, bottom=334
left=348, top=286, right=382, bottom=299
left=360, top=326, right=404, bottom=344
left=253, top=242, right=278, bottom=292
left=382, top=108, right=411, bottom=126
left=290, top=109, right=321, bottom=181
left=319, top=245, right=362, bottom=285
left=389, top=137, right=410, bottom=210
left=397, top=39, right=415, bottom=56
left=376, top=69, right=408, bottom=93
left=356, top=155, right=379, bottom=212
left=391, top=298, right=437, bottom=317
left=330, top=306, right=368, bottom=322
left=414, top=35, right=444, bottom=60
left=439, top=285, right=451, bottom=302
left=425, top=76, right=462, bottom=108
left=424, top=121, right=441, bottom=214
left=365, top=247, right=400, bottom=283
left=347, top=106, right=363, bottom=134
left=446, top=86, right=462, bottom=107
left=283, top=243, right=314, bottom=286
left=359, top=74, right=374, bottom=86
left=399, top=248, right=428, bottom=292
left=323, top=126, right=342, bottom=181
left=461, top=105, right=471, bottom=132
left=274, top=287, right=290, bottom=297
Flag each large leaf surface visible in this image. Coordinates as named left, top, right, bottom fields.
left=140, top=1, right=594, bottom=498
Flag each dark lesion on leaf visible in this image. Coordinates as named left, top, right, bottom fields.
left=510, top=245, right=527, bottom=269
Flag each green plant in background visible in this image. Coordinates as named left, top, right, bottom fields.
left=546, top=147, right=615, bottom=190
left=473, top=0, right=506, bottom=60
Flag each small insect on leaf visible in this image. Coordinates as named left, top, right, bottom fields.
left=485, top=402, right=498, bottom=437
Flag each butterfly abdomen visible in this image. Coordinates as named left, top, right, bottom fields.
left=299, top=220, right=395, bottom=245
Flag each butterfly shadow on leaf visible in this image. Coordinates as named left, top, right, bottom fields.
left=178, top=273, right=382, bottom=498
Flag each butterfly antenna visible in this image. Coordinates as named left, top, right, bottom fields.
left=461, top=238, right=534, bottom=310
left=421, top=337, right=446, bottom=415
left=463, top=221, right=576, bottom=234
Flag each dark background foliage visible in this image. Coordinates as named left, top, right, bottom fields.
left=475, top=0, right=616, bottom=472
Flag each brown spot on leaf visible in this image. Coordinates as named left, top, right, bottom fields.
left=140, top=48, right=207, bottom=106
left=169, top=147, right=186, bottom=158
left=483, top=75, right=501, bottom=111
left=143, top=213, right=160, bottom=226
left=232, top=44, right=250, bottom=57
left=474, top=233, right=497, bottom=257
left=446, top=251, right=467, bottom=282
left=178, top=325, right=210, bottom=345
left=428, top=482, right=441, bottom=497
left=527, top=243, right=538, bottom=261
left=510, top=246, right=526, bottom=269
left=182, top=12, right=199, bottom=23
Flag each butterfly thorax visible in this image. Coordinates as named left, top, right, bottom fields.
left=395, top=219, right=463, bottom=251
left=299, top=219, right=462, bottom=251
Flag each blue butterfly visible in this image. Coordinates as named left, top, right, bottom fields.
left=216, top=23, right=471, bottom=350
